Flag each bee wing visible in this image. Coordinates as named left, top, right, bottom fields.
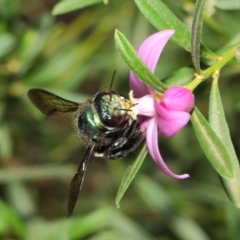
left=28, top=89, right=79, bottom=116
left=67, top=144, right=95, bottom=217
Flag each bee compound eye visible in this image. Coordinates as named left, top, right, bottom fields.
left=95, top=89, right=113, bottom=99
left=103, top=115, right=125, bottom=127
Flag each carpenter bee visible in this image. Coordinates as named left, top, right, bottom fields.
left=28, top=86, right=144, bottom=216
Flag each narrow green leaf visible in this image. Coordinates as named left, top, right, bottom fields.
left=115, top=144, right=147, bottom=207
left=216, top=32, right=240, bottom=56
left=6, top=181, right=36, bottom=216
left=135, top=175, right=174, bottom=212
left=191, top=107, right=234, bottom=179
left=134, top=0, right=217, bottom=61
left=209, top=74, right=240, bottom=208
left=114, top=29, right=166, bottom=93
left=134, top=0, right=191, bottom=51
left=215, top=0, right=240, bottom=10
left=163, top=67, right=195, bottom=87
left=191, top=0, right=206, bottom=72
left=201, top=45, right=218, bottom=60
left=236, top=47, right=240, bottom=63
left=209, top=74, right=237, bottom=160
left=0, top=165, right=74, bottom=183
left=52, top=0, right=103, bottom=15
left=170, top=215, right=212, bottom=240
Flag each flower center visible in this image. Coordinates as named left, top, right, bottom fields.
left=155, top=92, right=163, bottom=101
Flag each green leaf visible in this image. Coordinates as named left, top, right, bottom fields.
left=6, top=181, right=36, bottom=217
left=134, top=0, right=191, bottom=51
left=215, top=32, right=240, bottom=56
left=0, top=165, right=74, bottom=182
left=215, top=0, right=240, bottom=10
left=209, top=74, right=240, bottom=208
left=169, top=215, right=212, bottom=240
left=114, top=29, right=166, bottom=93
left=201, top=44, right=218, bottom=61
left=115, top=144, right=147, bottom=207
left=209, top=75, right=237, bottom=162
left=191, top=0, right=206, bottom=72
left=191, top=107, right=234, bottom=179
left=134, top=0, right=217, bottom=61
left=163, top=67, right=195, bottom=87
left=135, top=175, right=174, bottom=212
left=236, top=47, right=240, bottom=63
left=52, top=0, right=104, bottom=15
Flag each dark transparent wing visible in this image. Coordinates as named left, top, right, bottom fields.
left=28, top=89, right=79, bottom=116
left=67, top=144, right=95, bottom=217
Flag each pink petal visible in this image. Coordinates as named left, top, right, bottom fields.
left=149, top=87, right=194, bottom=137
left=130, top=71, right=150, bottom=98
left=136, top=30, right=175, bottom=72
left=133, top=94, right=155, bottom=117
left=161, top=87, right=194, bottom=112
left=130, top=30, right=175, bottom=97
left=156, top=105, right=191, bottom=137
left=145, top=118, right=189, bottom=179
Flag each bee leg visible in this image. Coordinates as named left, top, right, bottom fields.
left=105, top=137, right=127, bottom=158
left=107, top=150, right=127, bottom=159
left=107, top=131, right=145, bottom=159
left=125, top=131, right=145, bottom=152
left=111, top=137, right=128, bottom=150
left=123, top=120, right=139, bottom=138
left=105, top=123, right=128, bottom=137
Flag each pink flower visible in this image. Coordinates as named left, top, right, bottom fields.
left=130, top=30, right=194, bottom=179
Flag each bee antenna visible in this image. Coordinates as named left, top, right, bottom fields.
left=110, top=70, right=116, bottom=90
left=109, top=70, right=116, bottom=102
left=114, top=107, right=132, bottom=112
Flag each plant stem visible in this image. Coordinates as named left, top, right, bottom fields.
left=186, top=49, right=236, bottom=91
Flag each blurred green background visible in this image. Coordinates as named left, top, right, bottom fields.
left=1, top=0, right=240, bottom=239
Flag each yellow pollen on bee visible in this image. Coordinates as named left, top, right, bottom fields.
left=123, top=99, right=131, bottom=110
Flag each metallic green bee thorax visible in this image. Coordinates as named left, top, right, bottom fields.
left=78, top=107, right=103, bottom=142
